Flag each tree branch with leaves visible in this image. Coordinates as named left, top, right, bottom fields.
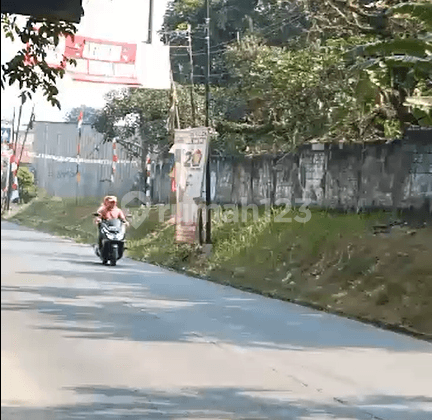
left=1, top=13, right=77, bottom=108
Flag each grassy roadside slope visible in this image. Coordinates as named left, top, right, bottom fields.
left=4, top=195, right=432, bottom=339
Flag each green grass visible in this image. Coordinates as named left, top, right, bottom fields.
left=6, top=193, right=169, bottom=246
left=9, top=194, right=101, bottom=243
left=5, top=194, right=432, bottom=339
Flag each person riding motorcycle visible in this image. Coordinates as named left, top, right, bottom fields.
left=95, top=196, right=129, bottom=252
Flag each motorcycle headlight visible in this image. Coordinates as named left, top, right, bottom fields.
left=107, top=232, right=124, bottom=241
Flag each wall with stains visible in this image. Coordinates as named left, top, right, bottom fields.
left=33, top=120, right=430, bottom=212
left=152, top=127, right=432, bottom=212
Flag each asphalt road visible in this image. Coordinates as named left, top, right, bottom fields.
left=1, top=220, right=432, bottom=420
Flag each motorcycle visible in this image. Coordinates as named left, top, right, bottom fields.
left=93, top=214, right=126, bottom=266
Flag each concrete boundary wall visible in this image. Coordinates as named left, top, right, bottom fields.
left=31, top=121, right=431, bottom=211
left=150, top=128, right=431, bottom=212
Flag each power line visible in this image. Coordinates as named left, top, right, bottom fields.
left=159, top=2, right=304, bottom=38
left=168, top=13, right=305, bottom=59
left=192, top=73, right=231, bottom=79
left=169, top=38, right=238, bottom=55
left=170, top=47, right=233, bottom=58
left=253, top=15, right=305, bottom=38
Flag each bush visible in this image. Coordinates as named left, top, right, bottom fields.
left=17, top=166, right=37, bottom=203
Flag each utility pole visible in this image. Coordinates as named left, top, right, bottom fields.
left=168, top=40, right=181, bottom=131
left=13, top=103, right=23, bottom=154
left=7, top=104, right=22, bottom=211
left=76, top=109, right=83, bottom=205
left=17, top=106, right=35, bottom=171
left=204, top=0, right=212, bottom=245
left=3, top=109, right=15, bottom=212
left=147, top=0, right=154, bottom=44
left=187, top=23, right=197, bottom=127
left=11, top=108, right=15, bottom=149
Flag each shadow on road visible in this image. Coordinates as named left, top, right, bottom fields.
left=54, top=260, right=106, bottom=267
left=2, top=277, right=430, bottom=352
left=3, top=220, right=432, bottom=419
left=2, top=388, right=432, bottom=420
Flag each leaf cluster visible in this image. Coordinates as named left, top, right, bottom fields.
left=1, top=13, right=77, bottom=108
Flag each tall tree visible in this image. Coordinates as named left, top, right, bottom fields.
left=93, top=88, right=173, bottom=187
left=94, top=86, right=207, bottom=154
left=212, top=35, right=375, bottom=153
left=212, top=2, right=431, bottom=151
left=162, top=0, right=309, bottom=85
left=111, top=1, right=430, bottom=158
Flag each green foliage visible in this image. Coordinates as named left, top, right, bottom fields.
left=162, top=0, right=309, bottom=85
left=297, top=0, right=427, bottom=40
left=160, top=0, right=430, bottom=154
left=93, top=88, right=172, bottom=158
left=65, top=106, right=100, bottom=125
left=94, top=1, right=429, bottom=157
left=17, top=166, right=37, bottom=203
left=212, top=35, right=385, bottom=151
left=1, top=14, right=77, bottom=108
left=93, top=84, right=211, bottom=158
left=347, top=3, right=432, bottom=129
left=387, top=2, right=432, bottom=31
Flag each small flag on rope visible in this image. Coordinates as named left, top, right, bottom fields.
left=77, top=110, right=84, bottom=134
left=77, top=111, right=83, bottom=184
left=146, top=156, right=151, bottom=199
left=111, top=139, right=117, bottom=183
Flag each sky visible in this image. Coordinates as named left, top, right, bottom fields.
left=1, top=0, right=171, bottom=127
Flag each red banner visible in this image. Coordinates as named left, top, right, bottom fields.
left=63, top=35, right=140, bottom=85
left=25, top=30, right=171, bottom=88
left=28, top=33, right=141, bottom=86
